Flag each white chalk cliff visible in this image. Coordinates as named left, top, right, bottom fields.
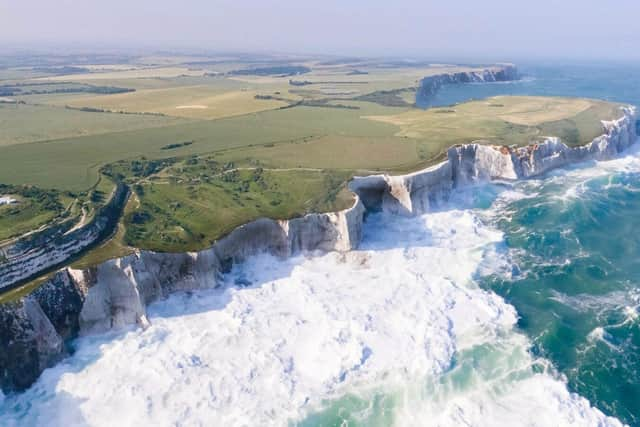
left=0, top=184, right=129, bottom=289
left=417, top=64, right=519, bottom=102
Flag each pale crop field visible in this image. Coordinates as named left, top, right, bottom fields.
left=58, top=85, right=291, bottom=119
left=0, top=103, right=188, bottom=146
left=365, top=96, right=622, bottom=148
left=490, top=96, right=593, bottom=125
left=33, top=66, right=207, bottom=81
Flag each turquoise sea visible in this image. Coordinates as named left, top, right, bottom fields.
left=484, top=152, right=640, bottom=425
left=428, top=62, right=640, bottom=426
left=417, top=62, right=640, bottom=108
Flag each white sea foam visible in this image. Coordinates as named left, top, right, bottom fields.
left=585, top=327, right=622, bottom=354
left=561, top=144, right=640, bottom=180
left=0, top=206, right=622, bottom=427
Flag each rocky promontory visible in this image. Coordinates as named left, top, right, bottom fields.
left=417, top=64, right=519, bottom=104
left=351, top=106, right=636, bottom=215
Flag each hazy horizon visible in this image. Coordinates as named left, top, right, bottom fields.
left=1, top=0, right=639, bottom=62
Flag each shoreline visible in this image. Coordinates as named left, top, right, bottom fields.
left=0, top=104, right=636, bottom=395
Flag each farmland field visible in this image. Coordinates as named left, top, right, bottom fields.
left=34, top=66, right=207, bottom=81
left=365, top=96, right=622, bottom=148
left=0, top=102, right=188, bottom=146
left=0, top=103, right=402, bottom=191
left=0, top=95, right=620, bottom=192
left=57, top=87, right=289, bottom=120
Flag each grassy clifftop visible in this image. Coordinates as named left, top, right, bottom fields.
left=365, top=96, right=622, bottom=149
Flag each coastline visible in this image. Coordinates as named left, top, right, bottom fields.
left=0, top=104, right=637, bottom=395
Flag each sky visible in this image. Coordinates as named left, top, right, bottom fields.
left=1, top=0, right=639, bottom=61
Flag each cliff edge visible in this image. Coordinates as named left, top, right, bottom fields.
left=351, top=106, right=637, bottom=215
left=417, top=64, right=519, bottom=104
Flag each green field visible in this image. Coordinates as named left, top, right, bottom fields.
left=0, top=103, right=403, bottom=191
left=0, top=96, right=621, bottom=193
left=0, top=185, right=74, bottom=242
left=0, top=102, right=188, bottom=146
left=0, top=175, right=117, bottom=244
left=116, top=162, right=353, bottom=252
left=365, top=96, right=622, bottom=148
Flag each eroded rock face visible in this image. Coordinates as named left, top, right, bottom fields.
left=447, top=106, right=638, bottom=183
left=68, top=201, right=367, bottom=338
left=0, top=184, right=129, bottom=291
left=286, top=196, right=365, bottom=253
left=418, top=65, right=519, bottom=102
left=31, top=270, right=87, bottom=340
left=350, top=162, right=452, bottom=216
left=215, top=218, right=289, bottom=266
left=75, top=250, right=222, bottom=335
left=448, top=144, right=518, bottom=186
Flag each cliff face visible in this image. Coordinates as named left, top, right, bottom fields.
left=349, top=161, right=453, bottom=216
left=0, top=106, right=636, bottom=395
left=0, top=297, right=64, bottom=392
left=448, top=106, right=638, bottom=185
left=0, top=184, right=129, bottom=291
left=418, top=64, right=519, bottom=102
left=75, top=199, right=366, bottom=336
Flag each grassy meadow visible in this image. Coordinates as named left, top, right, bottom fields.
left=0, top=192, right=66, bottom=242
left=365, top=96, right=622, bottom=149
left=120, top=164, right=354, bottom=252
left=0, top=102, right=188, bottom=146
left=0, top=103, right=402, bottom=191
